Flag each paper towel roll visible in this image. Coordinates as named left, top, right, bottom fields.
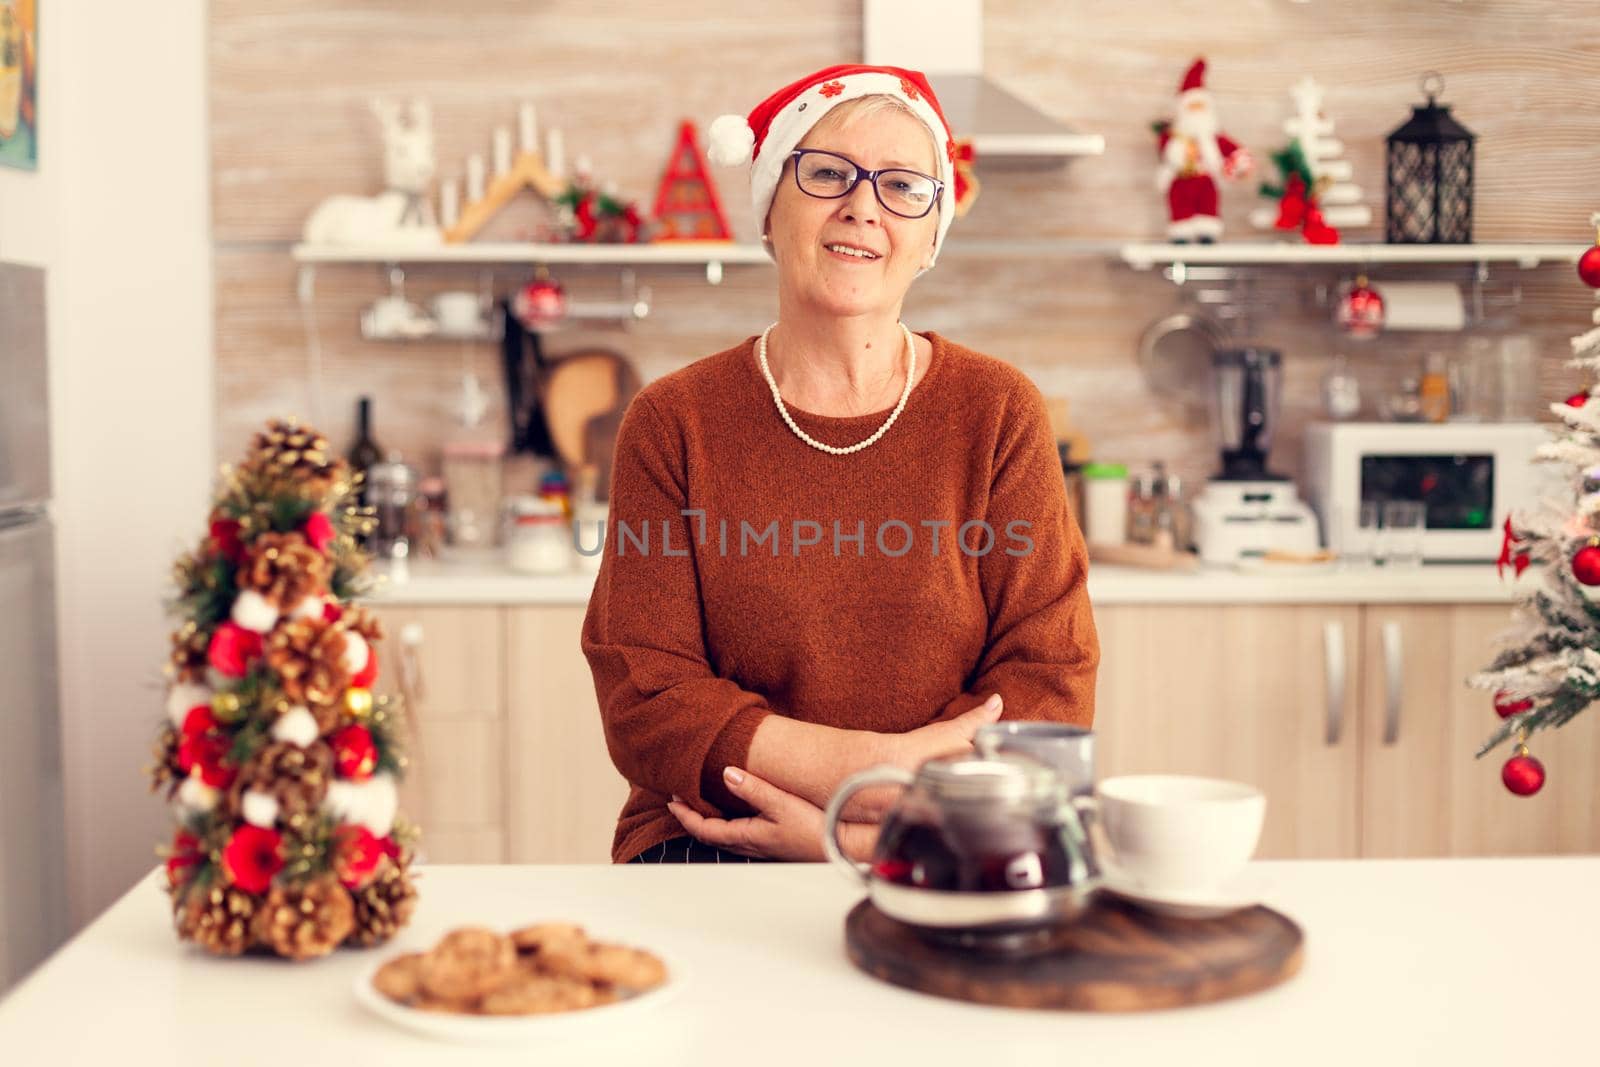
left=1373, top=281, right=1465, bottom=331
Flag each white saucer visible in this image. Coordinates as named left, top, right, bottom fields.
left=1098, top=865, right=1263, bottom=920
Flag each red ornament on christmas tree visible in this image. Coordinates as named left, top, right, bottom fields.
left=1493, top=690, right=1533, bottom=719
left=1572, top=541, right=1600, bottom=585
left=333, top=824, right=387, bottom=890
left=1578, top=244, right=1600, bottom=289
left=221, top=824, right=285, bottom=894
left=331, top=723, right=378, bottom=781
left=1565, top=390, right=1590, bottom=408
left=1502, top=747, right=1545, bottom=796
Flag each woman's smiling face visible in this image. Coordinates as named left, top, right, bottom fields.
left=764, top=99, right=941, bottom=319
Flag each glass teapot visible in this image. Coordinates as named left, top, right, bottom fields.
left=822, top=753, right=1098, bottom=930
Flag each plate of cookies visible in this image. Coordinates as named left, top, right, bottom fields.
left=355, top=922, right=679, bottom=1043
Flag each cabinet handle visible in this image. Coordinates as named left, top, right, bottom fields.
left=398, top=622, right=426, bottom=703
left=1382, top=620, right=1403, bottom=746
left=1322, top=619, right=1345, bottom=746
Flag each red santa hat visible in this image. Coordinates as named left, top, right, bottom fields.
left=1179, top=58, right=1208, bottom=97
left=707, top=64, right=959, bottom=270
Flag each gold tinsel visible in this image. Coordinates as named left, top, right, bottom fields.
left=241, top=419, right=343, bottom=498
left=167, top=621, right=210, bottom=684
left=176, top=884, right=258, bottom=957
left=239, top=531, right=329, bottom=613
left=226, top=741, right=334, bottom=827
left=250, top=875, right=355, bottom=960
left=265, top=616, right=354, bottom=716
left=345, top=860, right=420, bottom=948
left=339, top=603, right=384, bottom=645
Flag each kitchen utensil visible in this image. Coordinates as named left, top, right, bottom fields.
left=431, top=290, right=485, bottom=335
left=1081, top=462, right=1128, bottom=546
left=843, top=896, right=1304, bottom=1011
left=822, top=754, right=1097, bottom=932
left=1212, top=347, right=1284, bottom=482
left=1137, top=309, right=1228, bottom=423
left=366, top=453, right=416, bottom=579
left=500, top=298, right=557, bottom=457
left=542, top=348, right=638, bottom=469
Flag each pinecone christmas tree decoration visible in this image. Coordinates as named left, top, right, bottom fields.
left=239, top=531, right=330, bottom=614
left=227, top=741, right=335, bottom=826
left=148, top=725, right=184, bottom=799
left=167, top=621, right=211, bottom=684
left=265, top=616, right=355, bottom=721
left=176, top=883, right=258, bottom=957
left=243, top=419, right=341, bottom=498
left=345, top=860, right=419, bottom=948
left=154, top=417, right=419, bottom=961
left=251, top=875, right=356, bottom=960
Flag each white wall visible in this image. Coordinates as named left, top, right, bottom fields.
left=0, top=1, right=213, bottom=928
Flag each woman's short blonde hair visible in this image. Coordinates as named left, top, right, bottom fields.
left=808, top=93, right=940, bottom=176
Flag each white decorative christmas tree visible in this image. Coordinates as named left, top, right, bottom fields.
left=1250, top=76, right=1372, bottom=233
left=1469, top=214, right=1600, bottom=796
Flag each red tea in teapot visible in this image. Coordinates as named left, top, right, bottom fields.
left=872, top=810, right=1078, bottom=893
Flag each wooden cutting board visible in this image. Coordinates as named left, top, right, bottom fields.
left=844, top=896, right=1303, bottom=1012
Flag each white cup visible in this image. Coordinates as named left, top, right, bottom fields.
left=432, top=291, right=483, bottom=334
left=1094, top=775, right=1265, bottom=894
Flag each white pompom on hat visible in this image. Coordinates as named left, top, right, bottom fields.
left=706, top=63, right=959, bottom=270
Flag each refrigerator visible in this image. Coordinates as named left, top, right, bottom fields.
left=0, top=261, right=69, bottom=995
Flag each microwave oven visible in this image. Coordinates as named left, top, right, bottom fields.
left=1304, top=421, right=1553, bottom=562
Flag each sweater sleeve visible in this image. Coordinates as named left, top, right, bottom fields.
left=580, top=391, right=772, bottom=814
left=935, top=377, right=1100, bottom=725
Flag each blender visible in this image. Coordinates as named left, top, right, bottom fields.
left=1192, top=348, right=1320, bottom=565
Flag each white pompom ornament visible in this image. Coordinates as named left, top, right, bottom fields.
left=176, top=770, right=219, bottom=814
left=230, top=589, right=280, bottom=634
left=341, top=632, right=369, bottom=675
left=165, top=682, right=212, bottom=728
left=271, top=705, right=320, bottom=747
left=290, top=595, right=327, bottom=621
left=240, top=789, right=280, bottom=828
left=323, top=772, right=399, bottom=837
left=707, top=114, right=755, bottom=167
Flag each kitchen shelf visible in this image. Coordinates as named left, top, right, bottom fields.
left=290, top=240, right=769, bottom=284
left=1119, top=242, right=1588, bottom=271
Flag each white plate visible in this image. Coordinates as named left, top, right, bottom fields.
left=1098, top=866, right=1264, bottom=920
left=353, top=949, right=685, bottom=1044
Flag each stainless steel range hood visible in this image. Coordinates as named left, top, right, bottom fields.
left=862, top=0, right=1103, bottom=161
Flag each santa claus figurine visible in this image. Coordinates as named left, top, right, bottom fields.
left=1154, top=58, right=1254, bottom=243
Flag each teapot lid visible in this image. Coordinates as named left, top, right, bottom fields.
left=919, top=753, right=1059, bottom=805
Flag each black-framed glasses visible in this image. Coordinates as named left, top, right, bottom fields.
left=788, top=149, right=943, bottom=219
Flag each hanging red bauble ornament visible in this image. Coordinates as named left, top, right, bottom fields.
left=302, top=511, right=335, bottom=554
left=1565, top=390, right=1590, bottom=408
left=1572, top=541, right=1600, bottom=585
left=1493, top=690, right=1533, bottom=719
left=513, top=272, right=567, bottom=329
left=1335, top=276, right=1385, bottom=339
left=331, top=723, right=378, bottom=781
left=1502, top=747, right=1545, bottom=796
left=1578, top=244, right=1600, bottom=289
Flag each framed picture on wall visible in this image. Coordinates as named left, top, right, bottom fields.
left=0, top=0, right=37, bottom=171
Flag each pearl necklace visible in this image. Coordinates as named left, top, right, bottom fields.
left=755, top=321, right=917, bottom=455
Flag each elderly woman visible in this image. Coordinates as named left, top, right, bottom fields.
left=581, top=64, right=1099, bottom=865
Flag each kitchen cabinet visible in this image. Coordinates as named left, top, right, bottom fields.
left=1096, top=602, right=1600, bottom=860
left=370, top=605, right=508, bottom=863
left=504, top=606, right=631, bottom=864
left=1093, top=604, right=1363, bottom=859
left=1360, top=604, right=1600, bottom=858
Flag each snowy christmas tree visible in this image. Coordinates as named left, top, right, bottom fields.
left=1470, top=214, right=1600, bottom=796
left=150, top=418, right=419, bottom=958
left=1252, top=76, right=1373, bottom=238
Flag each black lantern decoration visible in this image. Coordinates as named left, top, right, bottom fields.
left=1385, top=72, right=1476, bottom=244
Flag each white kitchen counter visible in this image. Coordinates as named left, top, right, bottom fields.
left=0, top=859, right=1593, bottom=1065
left=368, top=556, right=1525, bottom=606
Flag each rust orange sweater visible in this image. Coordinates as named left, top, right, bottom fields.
left=580, top=330, right=1099, bottom=863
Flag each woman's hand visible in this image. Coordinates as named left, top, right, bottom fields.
left=837, top=694, right=1005, bottom=822
left=667, top=767, right=878, bottom=862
